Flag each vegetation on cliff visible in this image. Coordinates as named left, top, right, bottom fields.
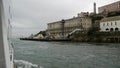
left=71, top=26, right=120, bottom=42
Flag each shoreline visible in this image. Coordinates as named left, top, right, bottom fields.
left=20, top=37, right=120, bottom=43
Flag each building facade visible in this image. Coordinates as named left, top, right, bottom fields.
left=47, top=15, right=92, bottom=39
left=100, top=16, right=120, bottom=32
left=98, top=1, right=120, bottom=13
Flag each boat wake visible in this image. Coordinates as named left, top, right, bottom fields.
left=14, top=60, right=43, bottom=68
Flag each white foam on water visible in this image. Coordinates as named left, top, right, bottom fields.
left=80, top=54, right=95, bottom=62
left=14, top=60, right=43, bottom=68
left=39, top=45, right=48, bottom=49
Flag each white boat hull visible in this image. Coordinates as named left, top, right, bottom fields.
left=0, top=0, right=13, bottom=68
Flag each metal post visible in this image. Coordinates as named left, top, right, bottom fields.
left=61, top=19, right=65, bottom=39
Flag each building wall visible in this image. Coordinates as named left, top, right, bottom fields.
left=47, top=17, right=92, bottom=38
left=82, top=17, right=92, bottom=29
left=98, top=1, right=120, bottom=13
left=64, top=17, right=81, bottom=37
left=47, top=21, right=62, bottom=38
left=100, top=20, right=120, bottom=32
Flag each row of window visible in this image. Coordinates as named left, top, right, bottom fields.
left=103, top=22, right=117, bottom=26
left=49, top=22, right=91, bottom=29
left=105, top=27, right=119, bottom=31
left=103, top=2, right=120, bottom=11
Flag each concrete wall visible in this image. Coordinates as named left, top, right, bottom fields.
left=47, top=17, right=92, bottom=38
left=98, top=1, right=120, bottom=13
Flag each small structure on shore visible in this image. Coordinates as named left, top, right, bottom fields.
left=100, top=16, right=120, bottom=32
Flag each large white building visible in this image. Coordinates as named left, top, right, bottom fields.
left=100, top=16, right=120, bottom=32
left=47, top=16, right=92, bottom=39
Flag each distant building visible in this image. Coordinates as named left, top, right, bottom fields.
left=100, top=16, right=120, bottom=32
left=47, top=14, right=92, bottom=39
left=98, top=1, right=120, bottom=13
left=78, top=12, right=89, bottom=17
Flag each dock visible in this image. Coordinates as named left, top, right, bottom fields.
left=20, top=38, right=72, bottom=42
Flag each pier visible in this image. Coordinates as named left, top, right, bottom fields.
left=20, top=38, right=71, bottom=42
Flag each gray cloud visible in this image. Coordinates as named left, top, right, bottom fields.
left=11, top=0, right=119, bottom=37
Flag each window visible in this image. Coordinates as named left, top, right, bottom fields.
left=111, top=22, right=112, bottom=26
left=115, top=28, right=119, bottom=31
left=106, top=28, right=109, bottom=31
left=115, top=22, right=117, bottom=25
left=107, top=23, right=109, bottom=26
left=110, top=28, right=114, bottom=32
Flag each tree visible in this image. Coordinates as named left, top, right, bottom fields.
left=87, top=27, right=100, bottom=36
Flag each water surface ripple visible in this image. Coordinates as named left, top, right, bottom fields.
left=13, top=39, right=120, bottom=68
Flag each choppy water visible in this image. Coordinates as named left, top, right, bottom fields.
left=13, top=39, right=120, bottom=68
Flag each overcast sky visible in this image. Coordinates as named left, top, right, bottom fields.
left=11, top=0, right=119, bottom=37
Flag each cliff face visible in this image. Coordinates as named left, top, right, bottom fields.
left=32, top=31, right=47, bottom=39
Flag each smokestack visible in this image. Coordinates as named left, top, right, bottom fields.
left=94, top=2, right=96, bottom=14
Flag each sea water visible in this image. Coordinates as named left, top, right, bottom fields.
left=13, top=39, right=120, bottom=68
